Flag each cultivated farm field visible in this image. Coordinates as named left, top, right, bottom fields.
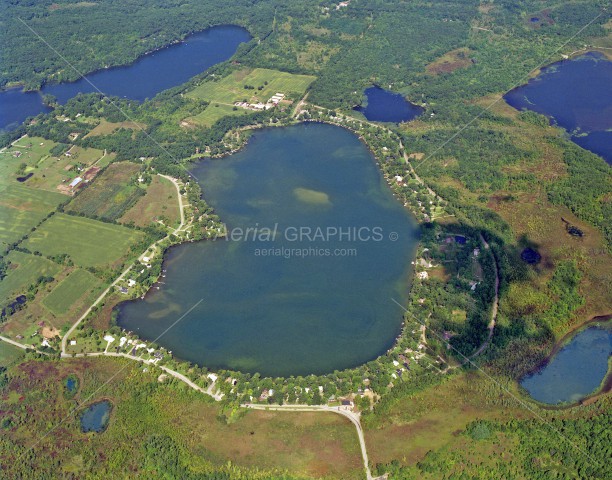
left=66, top=161, right=143, bottom=221
left=187, top=102, right=250, bottom=127
left=0, top=251, right=62, bottom=302
left=42, top=268, right=104, bottom=316
left=186, top=68, right=314, bottom=127
left=22, top=213, right=143, bottom=268
left=0, top=184, right=66, bottom=249
left=187, top=67, right=315, bottom=105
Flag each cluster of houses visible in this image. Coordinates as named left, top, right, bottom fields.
left=391, top=345, right=427, bottom=380
left=233, top=92, right=286, bottom=111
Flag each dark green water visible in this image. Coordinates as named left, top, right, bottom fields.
left=520, top=323, right=612, bottom=404
left=118, top=123, right=418, bottom=376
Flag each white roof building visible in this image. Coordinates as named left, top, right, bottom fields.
left=69, top=177, right=82, bottom=188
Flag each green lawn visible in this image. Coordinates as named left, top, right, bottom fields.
left=6, top=136, right=58, bottom=167
left=42, top=268, right=104, bottom=315
left=22, top=213, right=143, bottom=268
left=0, top=251, right=62, bottom=301
left=0, top=184, right=66, bottom=249
left=187, top=67, right=316, bottom=105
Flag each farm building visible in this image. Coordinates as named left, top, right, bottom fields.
left=69, top=177, right=82, bottom=188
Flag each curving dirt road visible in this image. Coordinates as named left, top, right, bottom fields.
left=242, top=403, right=372, bottom=480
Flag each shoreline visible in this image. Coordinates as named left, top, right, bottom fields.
left=0, top=24, right=253, bottom=94
left=518, top=315, right=612, bottom=410
left=112, top=119, right=420, bottom=377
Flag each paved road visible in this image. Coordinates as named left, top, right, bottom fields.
left=61, top=174, right=187, bottom=354
left=60, top=265, right=134, bottom=353
left=243, top=403, right=372, bottom=480
left=0, top=334, right=49, bottom=354
left=60, top=350, right=224, bottom=401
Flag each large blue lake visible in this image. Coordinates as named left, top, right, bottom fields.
left=118, top=123, right=419, bottom=377
left=354, top=86, right=423, bottom=123
left=0, top=25, right=251, bottom=131
left=520, top=323, right=612, bottom=404
left=504, top=52, right=612, bottom=164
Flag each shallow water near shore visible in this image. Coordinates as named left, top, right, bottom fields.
left=118, top=122, right=419, bottom=376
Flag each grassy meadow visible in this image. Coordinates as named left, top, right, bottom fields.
left=185, top=68, right=314, bottom=127
left=0, top=358, right=363, bottom=479
left=0, top=342, right=24, bottom=368
left=120, top=175, right=180, bottom=227
left=22, top=213, right=143, bottom=268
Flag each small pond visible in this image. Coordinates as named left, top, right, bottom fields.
left=520, top=247, right=541, bottom=264
left=354, top=86, right=423, bottom=123
left=520, top=323, right=612, bottom=404
left=80, top=400, right=112, bottom=433
left=65, top=376, right=78, bottom=394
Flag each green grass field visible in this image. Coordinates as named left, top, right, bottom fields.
left=0, top=153, right=25, bottom=189
left=0, top=342, right=25, bottom=368
left=6, top=136, right=58, bottom=166
left=1, top=135, right=110, bottom=194
left=187, top=67, right=316, bottom=105
left=0, top=184, right=66, bottom=249
left=0, top=251, right=62, bottom=301
left=22, top=213, right=143, bottom=268
left=120, top=175, right=180, bottom=227
left=188, top=103, right=250, bottom=127
left=66, top=162, right=143, bottom=221
left=42, top=268, right=104, bottom=315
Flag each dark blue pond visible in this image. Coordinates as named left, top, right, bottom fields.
left=354, top=86, right=423, bottom=123
left=80, top=400, right=112, bottom=433
left=504, top=52, right=612, bottom=164
left=65, top=376, right=77, bottom=393
left=0, top=25, right=251, bottom=131
left=520, top=325, right=612, bottom=404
